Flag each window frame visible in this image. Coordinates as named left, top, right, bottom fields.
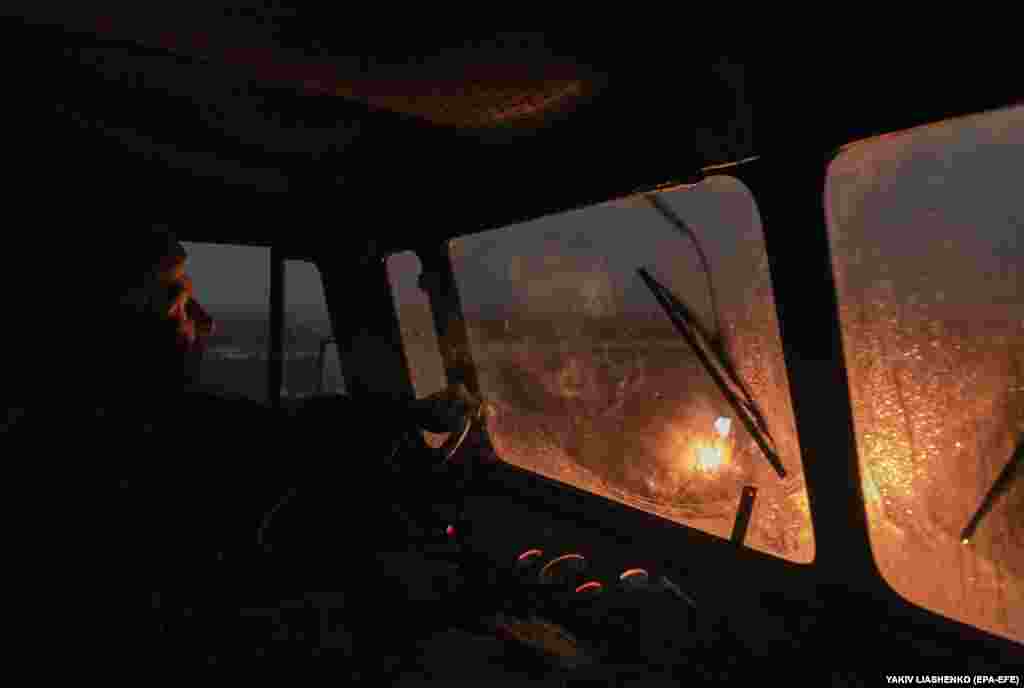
left=179, top=243, right=349, bottom=407
left=317, top=248, right=417, bottom=405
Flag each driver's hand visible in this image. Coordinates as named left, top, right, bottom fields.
left=409, top=383, right=483, bottom=433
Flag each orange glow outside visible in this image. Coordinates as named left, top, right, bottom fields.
left=690, top=419, right=733, bottom=475
left=694, top=441, right=726, bottom=472
left=664, top=417, right=736, bottom=477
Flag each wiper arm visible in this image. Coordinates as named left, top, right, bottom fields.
left=643, top=194, right=775, bottom=448
left=961, top=435, right=1022, bottom=544
left=646, top=194, right=723, bottom=340
left=637, top=267, right=787, bottom=479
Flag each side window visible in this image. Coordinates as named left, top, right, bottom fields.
left=449, top=177, right=813, bottom=563
left=827, top=105, right=1023, bottom=644
left=181, top=242, right=270, bottom=403
left=283, top=259, right=343, bottom=399
left=387, top=251, right=447, bottom=399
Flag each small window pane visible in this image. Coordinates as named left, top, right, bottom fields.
left=181, top=242, right=270, bottom=403
left=827, top=105, right=1023, bottom=643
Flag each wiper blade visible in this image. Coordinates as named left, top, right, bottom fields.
left=961, top=435, right=1022, bottom=544
left=646, top=194, right=723, bottom=340
left=643, top=194, right=775, bottom=448
left=637, top=267, right=787, bottom=479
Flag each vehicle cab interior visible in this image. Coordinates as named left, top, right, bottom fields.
left=9, top=12, right=1022, bottom=681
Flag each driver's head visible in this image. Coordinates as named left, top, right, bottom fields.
left=149, top=243, right=215, bottom=357
left=111, top=227, right=216, bottom=398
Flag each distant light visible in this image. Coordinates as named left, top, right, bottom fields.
left=695, top=444, right=724, bottom=472
left=446, top=525, right=456, bottom=538
left=961, top=538, right=970, bottom=545
left=714, top=416, right=732, bottom=438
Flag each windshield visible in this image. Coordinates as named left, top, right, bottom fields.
left=451, top=176, right=813, bottom=562
left=827, top=104, right=1023, bottom=643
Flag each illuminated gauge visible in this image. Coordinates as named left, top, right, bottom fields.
left=619, top=568, right=650, bottom=589
left=539, top=553, right=587, bottom=587
left=515, top=549, right=545, bottom=579
left=574, top=581, right=604, bottom=595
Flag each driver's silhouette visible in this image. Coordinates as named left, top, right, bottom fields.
left=110, top=227, right=215, bottom=405
left=81, top=230, right=687, bottom=678
left=91, top=227, right=231, bottom=572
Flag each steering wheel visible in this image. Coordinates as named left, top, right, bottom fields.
left=254, top=389, right=480, bottom=552
left=377, top=386, right=491, bottom=551
left=435, top=410, right=477, bottom=466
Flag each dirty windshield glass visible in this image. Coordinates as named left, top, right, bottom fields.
left=827, top=105, right=1023, bottom=643
left=451, top=176, right=813, bottom=562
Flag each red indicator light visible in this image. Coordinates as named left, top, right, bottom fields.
left=446, top=525, right=456, bottom=537
left=575, top=581, right=603, bottom=594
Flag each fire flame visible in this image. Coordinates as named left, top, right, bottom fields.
left=691, top=417, right=733, bottom=474
left=694, top=442, right=725, bottom=472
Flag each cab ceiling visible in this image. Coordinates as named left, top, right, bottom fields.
left=12, top=11, right=1021, bottom=257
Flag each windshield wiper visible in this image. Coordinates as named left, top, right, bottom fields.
left=960, top=435, right=1022, bottom=544
left=637, top=267, right=787, bottom=479
left=642, top=194, right=776, bottom=454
